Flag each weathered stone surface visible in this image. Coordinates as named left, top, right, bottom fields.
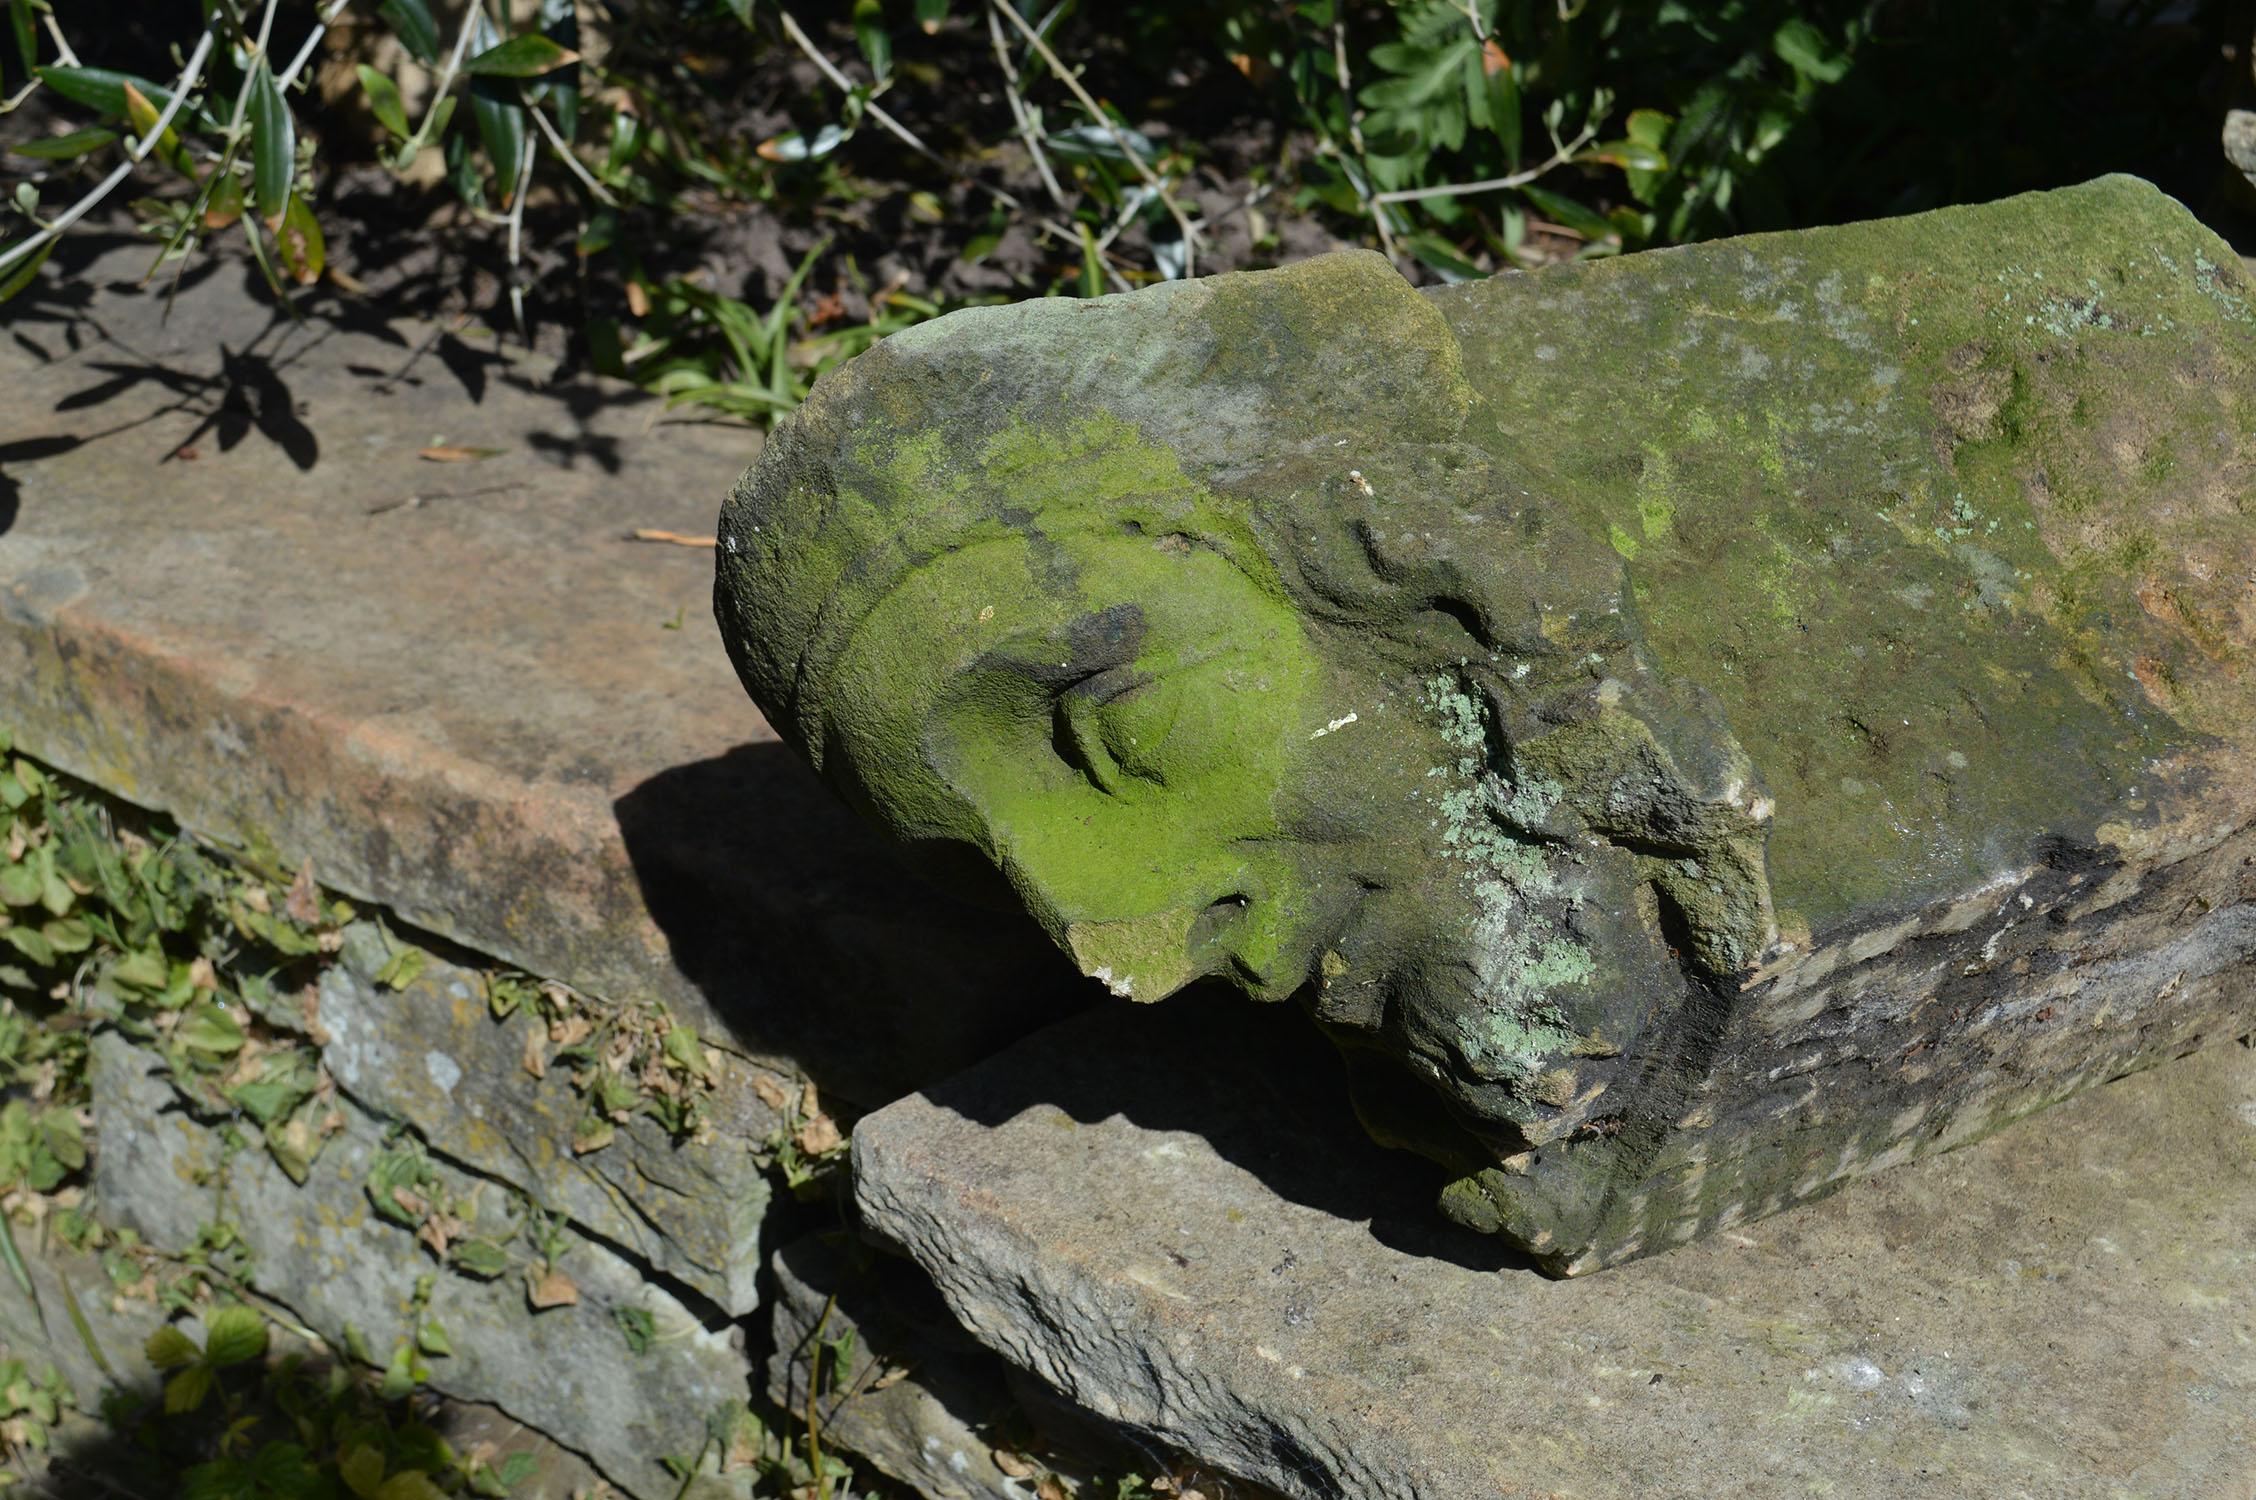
left=768, top=1234, right=1034, bottom=1500
left=855, top=997, right=2256, bottom=1499
left=308, top=924, right=780, bottom=1316
left=89, top=1031, right=752, bottom=1499
left=721, top=176, right=2256, bottom=1263
left=0, top=241, right=1082, bottom=1105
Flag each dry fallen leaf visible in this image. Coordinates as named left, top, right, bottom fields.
left=285, top=860, right=321, bottom=927
left=187, top=956, right=219, bottom=993
left=752, top=1074, right=793, bottom=1113
left=627, top=528, right=718, bottom=547
left=796, top=1113, right=842, bottom=1156
left=520, top=1024, right=548, bottom=1081
left=991, top=1450, right=1037, bottom=1480
left=528, top=1267, right=580, bottom=1310
left=1036, top=1478, right=1069, bottom=1500
left=418, top=444, right=508, bottom=463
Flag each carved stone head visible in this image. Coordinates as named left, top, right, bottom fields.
left=716, top=253, right=1775, bottom=1234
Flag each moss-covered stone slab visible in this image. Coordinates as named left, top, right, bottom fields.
left=719, top=177, right=2256, bottom=1267
left=854, top=998, right=2256, bottom=1500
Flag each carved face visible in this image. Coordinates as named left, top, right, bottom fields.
left=823, top=524, right=1347, bottom=1004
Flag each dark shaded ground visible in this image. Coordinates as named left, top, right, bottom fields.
left=6, top=1, right=2256, bottom=373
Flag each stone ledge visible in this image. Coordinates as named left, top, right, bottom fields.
left=854, top=996, right=2256, bottom=1500
left=0, top=245, right=1082, bottom=1105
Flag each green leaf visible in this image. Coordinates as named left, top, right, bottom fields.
left=1518, top=181, right=1618, bottom=244
left=464, top=34, right=580, bottom=78
left=378, top=0, right=442, bottom=64
left=202, top=1304, right=268, bottom=1368
left=852, top=0, right=890, bottom=81
left=8, top=1, right=32, bottom=80
left=338, top=1443, right=386, bottom=1499
left=377, top=1472, right=450, bottom=1500
left=1772, top=18, right=1849, bottom=84
left=0, top=864, right=38, bottom=908
left=0, top=239, right=48, bottom=305
left=357, top=64, right=410, bottom=139
left=122, top=79, right=195, bottom=178
left=914, top=0, right=947, bottom=33
left=468, top=15, right=527, bottom=205
left=449, top=1238, right=509, bottom=1279
left=145, top=1324, right=200, bottom=1371
left=246, top=61, right=293, bottom=227
left=9, top=127, right=119, bottom=160
left=721, top=0, right=754, bottom=24
left=662, top=1026, right=713, bottom=1081
left=41, top=1110, right=83, bottom=1172
left=41, top=916, right=91, bottom=954
left=177, top=1001, right=245, bottom=1057
left=276, top=191, right=324, bottom=286
left=416, top=1319, right=452, bottom=1356
left=164, top=1362, right=216, bottom=1413
left=377, top=1339, right=420, bottom=1400
left=33, top=67, right=216, bottom=131
left=109, top=945, right=168, bottom=991
left=2, top=926, right=54, bottom=968
left=374, top=943, right=426, bottom=990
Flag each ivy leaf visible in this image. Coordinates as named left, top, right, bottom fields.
left=177, top=1001, right=245, bottom=1057
left=449, top=1238, right=509, bottom=1279
left=201, top=1304, right=268, bottom=1368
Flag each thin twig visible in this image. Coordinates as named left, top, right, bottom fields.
left=627, top=529, right=718, bottom=547
left=0, top=30, right=217, bottom=278
left=530, top=103, right=617, bottom=206
left=394, top=4, right=482, bottom=162
left=775, top=6, right=1021, bottom=212
left=990, top=0, right=1197, bottom=278
left=1369, top=122, right=1599, bottom=204
left=503, top=130, right=535, bottom=341
left=223, top=0, right=284, bottom=146
left=985, top=2, right=1067, bottom=212
left=40, top=11, right=79, bottom=67
left=273, top=0, right=359, bottom=95
left=1332, top=20, right=1398, bottom=266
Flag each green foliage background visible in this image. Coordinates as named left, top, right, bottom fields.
left=2, top=0, right=2250, bottom=425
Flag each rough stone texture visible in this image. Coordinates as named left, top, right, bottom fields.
left=721, top=177, right=2256, bottom=1264
left=0, top=1239, right=607, bottom=1500
left=856, top=996, right=2256, bottom=1500
left=89, top=1031, right=752, bottom=1499
left=308, top=924, right=781, bottom=1316
left=0, top=240, right=1083, bottom=1106
left=768, top=1235, right=1035, bottom=1500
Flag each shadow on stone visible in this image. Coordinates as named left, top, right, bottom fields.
left=913, top=988, right=1544, bottom=1277
left=614, top=740, right=1092, bottom=1108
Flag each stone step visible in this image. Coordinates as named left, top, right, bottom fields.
left=852, top=995, right=2256, bottom=1500
left=0, top=244, right=1083, bottom=1108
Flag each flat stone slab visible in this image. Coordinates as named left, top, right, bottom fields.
left=0, top=241, right=1079, bottom=1102
left=855, top=997, right=2256, bottom=1499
